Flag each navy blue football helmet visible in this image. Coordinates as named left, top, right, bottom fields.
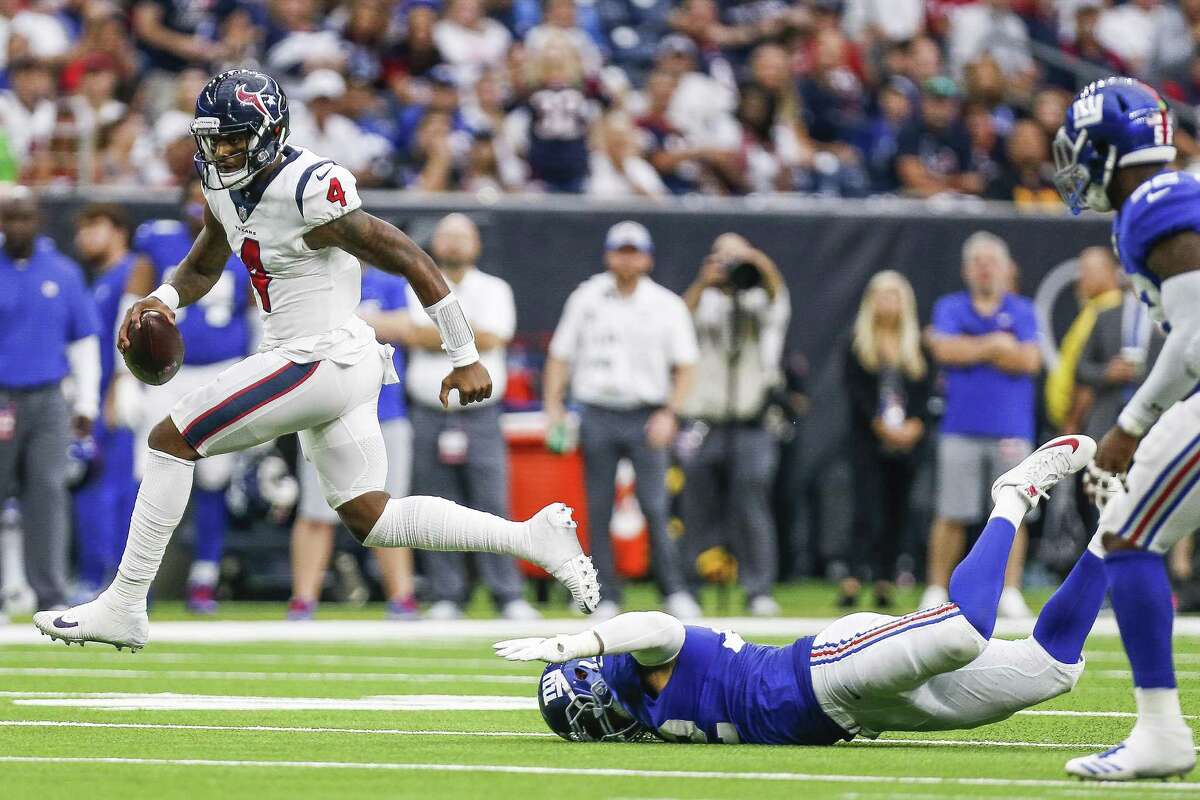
left=191, top=69, right=290, bottom=190
left=538, top=658, right=648, bottom=742
left=1053, top=77, right=1176, bottom=215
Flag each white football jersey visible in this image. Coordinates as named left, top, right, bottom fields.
left=203, top=144, right=376, bottom=366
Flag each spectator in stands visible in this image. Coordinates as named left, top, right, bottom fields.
left=385, top=0, right=445, bottom=98
left=507, top=32, right=600, bottom=192
left=842, top=0, right=924, bottom=46
left=288, top=265, right=417, bottom=621
left=0, top=188, right=100, bottom=613
left=59, top=1, right=139, bottom=91
left=799, top=28, right=869, bottom=151
left=636, top=69, right=720, bottom=194
left=406, top=214, right=535, bottom=620
left=922, top=231, right=1040, bottom=619
left=964, top=102, right=1005, bottom=193
left=655, top=34, right=739, bottom=154
left=64, top=55, right=126, bottom=147
left=1051, top=5, right=1129, bottom=92
left=894, top=76, right=982, bottom=198
left=860, top=77, right=913, bottom=192
left=1096, top=0, right=1172, bottom=78
left=680, top=233, right=790, bottom=617
left=132, top=0, right=229, bottom=114
left=525, top=0, right=603, bottom=76
left=985, top=119, right=1058, bottom=207
left=406, top=108, right=459, bottom=189
left=840, top=270, right=932, bottom=610
left=587, top=111, right=667, bottom=197
left=735, top=82, right=803, bottom=193
left=1030, top=87, right=1069, bottom=143
left=1150, top=0, right=1200, bottom=83
left=435, top=0, right=513, bottom=87
left=947, top=0, right=1036, bottom=97
left=289, top=69, right=394, bottom=186
left=0, top=59, right=55, bottom=177
left=963, top=55, right=1015, bottom=137
left=543, top=221, right=700, bottom=621
left=902, top=34, right=945, bottom=87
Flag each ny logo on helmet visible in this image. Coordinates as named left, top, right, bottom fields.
left=541, top=670, right=572, bottom=704
left=1073, top=94, right=1104, bottom=128
left=235, top=84, right=275, bottom=121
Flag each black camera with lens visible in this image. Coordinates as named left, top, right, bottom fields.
left=725, top=259, right=763, bottom=291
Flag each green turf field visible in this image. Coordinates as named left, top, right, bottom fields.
left=1, top=587, right=1196, bottom=799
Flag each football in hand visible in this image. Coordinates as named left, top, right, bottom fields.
left=123, top=310, right=184, bottom=386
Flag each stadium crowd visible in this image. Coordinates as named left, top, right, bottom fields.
left=5, top=0, right=1200, bottom=201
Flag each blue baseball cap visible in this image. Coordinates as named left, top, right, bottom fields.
left=605, top=220, right=653, bottom=253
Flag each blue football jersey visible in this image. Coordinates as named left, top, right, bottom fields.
left=90, top=254, right=137, bottom=396
left=1112, top=169, right=1200, bottom=330
left=358, top=268, right=408, bottom=422
left=134, top=219, right=252, bottom=365
left=600, top=626, right=848, bottom=745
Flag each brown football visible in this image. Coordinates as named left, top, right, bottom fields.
left=123, top=310, right=184, bottom=386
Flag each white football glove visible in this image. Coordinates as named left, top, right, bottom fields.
left=493, top=634, right=593, bottom=663
left=1084, top=461, right=1127, bottom=511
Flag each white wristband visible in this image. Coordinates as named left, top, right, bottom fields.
left=149, top=284, right=180, bottom=312
left=424, top=292, right=479, bottom=367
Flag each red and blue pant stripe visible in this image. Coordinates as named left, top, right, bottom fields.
left=181, top=361, right=319, bottom=451
left=810, top=603, right=962, bottom=667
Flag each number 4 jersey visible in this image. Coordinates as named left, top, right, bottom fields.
left=600, top=626, right=850, bottom=745
left=202, top=144, right=384, bottom=369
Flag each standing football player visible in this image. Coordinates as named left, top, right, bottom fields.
left=1051, top=77, right=1199, bottom=780
left=34, top=68, right=599, bottom=649
left=122, top=173, right=254, bottom=614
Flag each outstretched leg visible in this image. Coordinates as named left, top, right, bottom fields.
left=809, top=435, right=1095, bottom=738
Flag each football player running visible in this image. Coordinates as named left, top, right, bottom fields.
left=498, top=437, right=1108, bottom=747
left=34, top=68, right=599, bottom=650
left=1051, top=77, right=1200, bottom=780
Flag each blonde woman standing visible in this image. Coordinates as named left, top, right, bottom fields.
left=839, top=271, right=933, bottom=608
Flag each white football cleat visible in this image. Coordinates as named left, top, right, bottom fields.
left=525, top=503, right=600, bottom=614
left=1065, top=722, right=1196, bottom=781
left=32, top=593, right=149, bottom=652
left=991, top=434, right=1097, bottom=509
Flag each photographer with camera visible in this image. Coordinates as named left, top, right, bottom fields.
left=679, top=233, right=790, bottom=617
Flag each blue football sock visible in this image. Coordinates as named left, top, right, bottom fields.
left=1106, top=549, right=1177, bottom=689
left=192, top=488, right=228, bottom=568
left=1033, top=550, right=1106, bottom=664
left=948, top=516, right=1015, bottom=639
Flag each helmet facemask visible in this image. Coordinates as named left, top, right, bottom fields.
left=192, top=115, right=289, bottom=191
left=1053, top=127, right=1115, bottom=215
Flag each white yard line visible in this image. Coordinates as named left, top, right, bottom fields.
left=0, top=720, right=553, bottom=737
left=0, top=651, right=526, bottom=670
left=1017, top=709, right=1200, bottom=720
left=3, top=615, right=1191, bottom=645
left=0, top=666, right=533, bottom=684
left=5, top=692, right=538, bottom=711
left=1, top=755, right=1199, bottom=791
left=5, top=720, right=1194, bottom=752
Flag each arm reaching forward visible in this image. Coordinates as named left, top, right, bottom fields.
left=117, top=203, right=231, bottom=352
left=305, top=208, right=492, bottom=407
left=494, top=611, right=686, bottom=667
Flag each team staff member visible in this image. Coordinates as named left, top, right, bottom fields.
left=544, top=221, right=701, bottom=621
left=0, top=188, right=101, bottom=613
left=288, top=265, right=418, bottom=621
left=921, top=231, right=1041, bottom=619
left=71, top=204, right=140, bottom=601
left=406, top=213, right=537, bottom=621
left=119, top=175, right=254, bottom=613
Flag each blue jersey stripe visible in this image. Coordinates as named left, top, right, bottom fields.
left=295, top=159, right=335, bottom=217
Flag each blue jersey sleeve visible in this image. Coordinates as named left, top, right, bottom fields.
left=65, top=260, right=101, bottom=341
left=1011, top=296, right=1038, bottom=342
left=1119, top=171, right=1200, bottom=279
left=931, top=293, right=964, bottom=336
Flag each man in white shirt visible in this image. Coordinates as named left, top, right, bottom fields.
left=543, top=221, right=701, bottom=620
left=405, top=213, right=536, bottom=621
left=0, top=60, right=56, bottom=171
